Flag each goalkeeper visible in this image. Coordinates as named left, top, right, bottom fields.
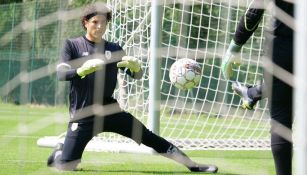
left=221, top=1, right=294, bottom=175
left=47, top=3, right=217, bottom=173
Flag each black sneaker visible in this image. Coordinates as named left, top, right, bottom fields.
left=232, top=81, right=258, bottom=110
left=47, top=143, right=63, bottom=167
left=188, top=164, right=218, bottom=173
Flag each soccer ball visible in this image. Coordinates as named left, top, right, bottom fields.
left=169, top=58, right=201, bottom=90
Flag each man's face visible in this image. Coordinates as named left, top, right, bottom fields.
left=84, top=15, right=108, bottom=42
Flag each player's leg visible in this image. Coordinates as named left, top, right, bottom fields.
left=103, top=112, right=218, bottom=173
left=270, top=79, right=293, bottom=175
left=270, top=103, right=293, bottom=175
left=159, top=143, right=218, bottom=173
left=47, top=142, right=64, bottom=167
left=232, top=81, right=262, bottom=109
left=271, top=131, right=292, bottom=175
left=269, top=36, right=293, bottom=175
left=47, top=122, right=94, bottom=171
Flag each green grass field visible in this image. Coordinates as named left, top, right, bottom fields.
left=0, top=103, right=275, bottom=175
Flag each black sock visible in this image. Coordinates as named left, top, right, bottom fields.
left=271, top=133, right=292, bottom=175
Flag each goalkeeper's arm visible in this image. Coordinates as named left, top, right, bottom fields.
left=56, top=58, right=103, bottom=80
left=56, top=39, right=104, bottom=80
left=56, top=40, right=77, bottom=81
left=56, top=62, right=76, bottom=81
left=117, top=56, right=143, bottom=80
left=221, top=4, right=265, bottom=80
left=233, top=3, right=265, bottom=45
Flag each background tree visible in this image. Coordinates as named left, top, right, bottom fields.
left=0, top=0, right=22, bottom=4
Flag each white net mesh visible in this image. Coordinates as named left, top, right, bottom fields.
left=99, top=0, right=270, bottom=150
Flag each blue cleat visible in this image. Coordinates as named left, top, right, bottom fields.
left=188, top=164, right=218, bottom=173
left=47, top=143, right=63, bottom=167
left=232, top=81, right=258, bottom=110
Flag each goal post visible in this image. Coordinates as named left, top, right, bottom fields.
left=148, top=0, right=162, bottom=135
left=294, top=0, right=307, bottom=174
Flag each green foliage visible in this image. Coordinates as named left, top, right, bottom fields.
left=0, top=4, right=18, bottom=35
left=69, top=0, right=108, bottom=8
left=0, top=0, right=22, bottom=5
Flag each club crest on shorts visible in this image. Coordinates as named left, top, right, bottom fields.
left=105, top=50, right=111, bottom=60
left=71, top=123, right=78, bottom=131
left=82, top=52, right=89, bottom=56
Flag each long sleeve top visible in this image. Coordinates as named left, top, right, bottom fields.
left=233, top=0, right=294, bottom=46
left=57, top=36, right=142, bottom=121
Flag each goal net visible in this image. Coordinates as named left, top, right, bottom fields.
left=107, top=0, right=271, bottom=151
left=0, top=0, right=271, bottom=151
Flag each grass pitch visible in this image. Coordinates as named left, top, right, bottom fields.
left=0, top=103, right=275, bottom=175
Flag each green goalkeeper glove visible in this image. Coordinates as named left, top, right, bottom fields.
left=221, top=39, right=242, bottom=80
left=77, top=58, right=104, bottom=78
left=117, top=56, right=141, bottom=73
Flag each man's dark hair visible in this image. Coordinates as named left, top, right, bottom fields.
left=81, top=2, right=112, bottom=30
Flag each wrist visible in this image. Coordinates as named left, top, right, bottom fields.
left=133, top=68, right=143, bottom=80
left=229, top=39, right=242, bottom=52
left=76, top=68, right=82, bottom=76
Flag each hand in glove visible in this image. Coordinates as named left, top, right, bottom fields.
left=221, top=40, right=242, bottom=80
left=77, top=58, right=104, bottom=78
left=117, top=56, right=141, bottom=73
